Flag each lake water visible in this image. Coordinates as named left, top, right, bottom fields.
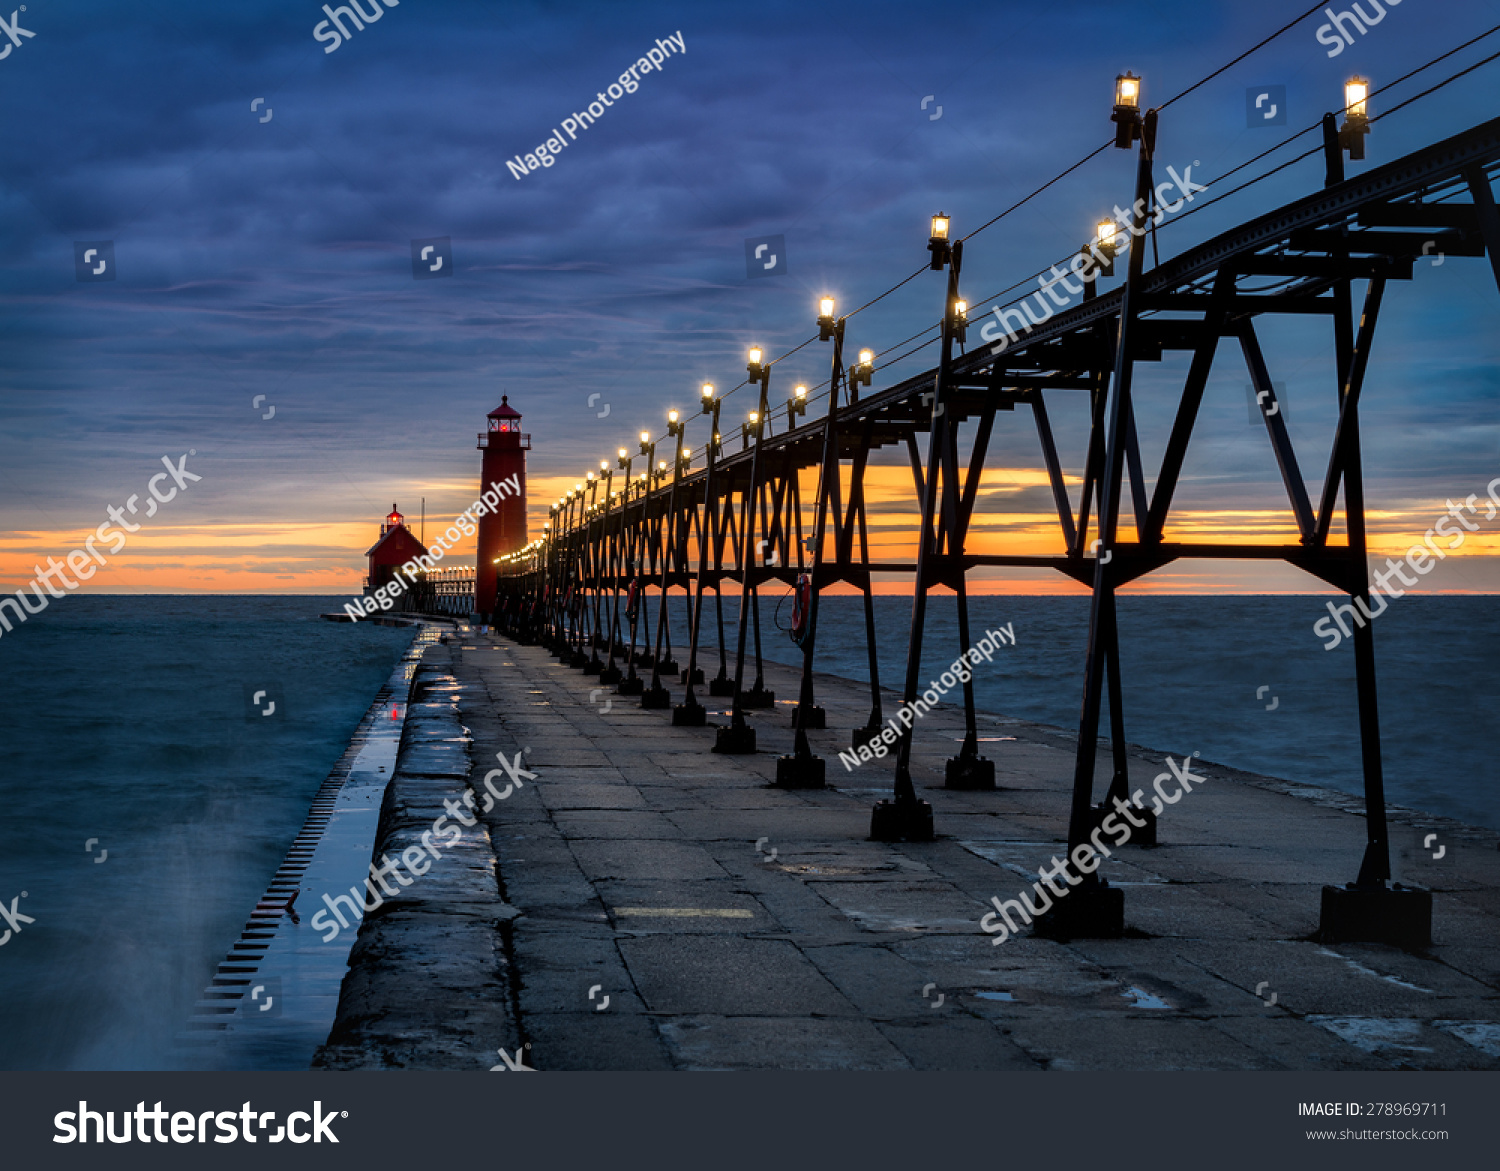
left=0, top=596, right=414, bottom=1070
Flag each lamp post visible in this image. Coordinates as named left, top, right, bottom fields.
left=776, top=293, right=874, bottom=786
left=621, top=432, right=659, bottom=690
left=559, top=488, right=577, bottom=659
left=617, top=486, right=647, bottom=695
left=676, top=384, right=724, bottom=724
left=714, top=347, right=774, bottom=753
left=643, top=409, right=689, bottom=709
left=581, top=474, right=600, bottom=659
left=1049, top=72, right=1168, bottom=933
left=631, top=433, right=660, bottom=667
left=1317, top=75, right=1408, bottom=938
left=600, top=448, right=635, bottom=685
left=813, top=299, right=885, bottom=750
left=583, top=468, right=611, bottom=674
left=564, top=483, right=590, bottom=667
left=875, top=211, right=986, bottom=840
left=544, top=503, right=562, bottom=651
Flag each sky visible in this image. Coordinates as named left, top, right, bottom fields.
left=1, top=0, right=1498, bottom=596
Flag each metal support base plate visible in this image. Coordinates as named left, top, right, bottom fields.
left=944, top=755, right=995, bottom=790
left=775, top=755, right=826, bottom=788
left=1032, top=883, right=1125, bottom=940
left=869, top=798, right=934, bottom=842
left=713, top=724, right=757, bottom=754
left=671, top=702, right=706, bottom=727
left=1319, top=884, right=1432, bottom=949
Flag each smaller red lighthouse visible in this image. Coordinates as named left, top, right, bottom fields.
left=365, top=504, right=427, bottom=593
left=476, top=397, right=529, bottom=612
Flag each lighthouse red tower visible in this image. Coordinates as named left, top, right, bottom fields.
left=476, top=395, right=529, bottom=612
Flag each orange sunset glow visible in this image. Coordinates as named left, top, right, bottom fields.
left=5, top=465, right=1495, bottom=596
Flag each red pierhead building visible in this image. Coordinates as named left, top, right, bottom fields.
left=476, top=396, right=529, bottom=611
left=365, top=504, right=426, bottom=592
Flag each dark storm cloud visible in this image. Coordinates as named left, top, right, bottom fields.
left=0, top=0, right=1495, bottom=550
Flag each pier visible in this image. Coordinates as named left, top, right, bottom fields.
left=313, top=631, right=1499, bottom=1070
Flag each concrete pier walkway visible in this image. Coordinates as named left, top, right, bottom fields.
left=315, top=632, right=1500, bottom=1071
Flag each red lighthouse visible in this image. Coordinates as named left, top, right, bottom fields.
left=476, top=396, right=529, bottom=612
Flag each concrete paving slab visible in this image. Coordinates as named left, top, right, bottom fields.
left=619, top=936, right=853, bottom=1016
left=569, top=839, right=730, bottom=881
left=657, top=1015, right=909, bottom=1070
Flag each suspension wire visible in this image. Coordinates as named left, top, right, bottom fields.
left=581, top=20, right=1500, bottom=489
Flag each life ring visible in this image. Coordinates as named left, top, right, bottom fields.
left=625, top=578, right=640, bottom=623
left=790, top=573, right=812, bottom=646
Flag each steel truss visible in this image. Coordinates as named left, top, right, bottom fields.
left=496, top=115, right=1500, bottom=945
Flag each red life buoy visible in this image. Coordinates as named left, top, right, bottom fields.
left=790, top=573, right=812, bottom=645
left=625, top=578, right=640, bottom=623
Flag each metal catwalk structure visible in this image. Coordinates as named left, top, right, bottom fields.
left=494, top=109, right=1500, bottom=947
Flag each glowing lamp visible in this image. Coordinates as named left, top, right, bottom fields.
left=1345, top=77, right=1368, bottom=120
left=1111, top=72, right=1144, bottom=149
left=818, top=296, right=838, bottom=341
left=788, top=384, right=808, bottom=424
left=851, top=346, right=873, bottom=391
left=1340, top=76, right=1372, bottom=160
left=928, top=213, right=953, bottom=270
